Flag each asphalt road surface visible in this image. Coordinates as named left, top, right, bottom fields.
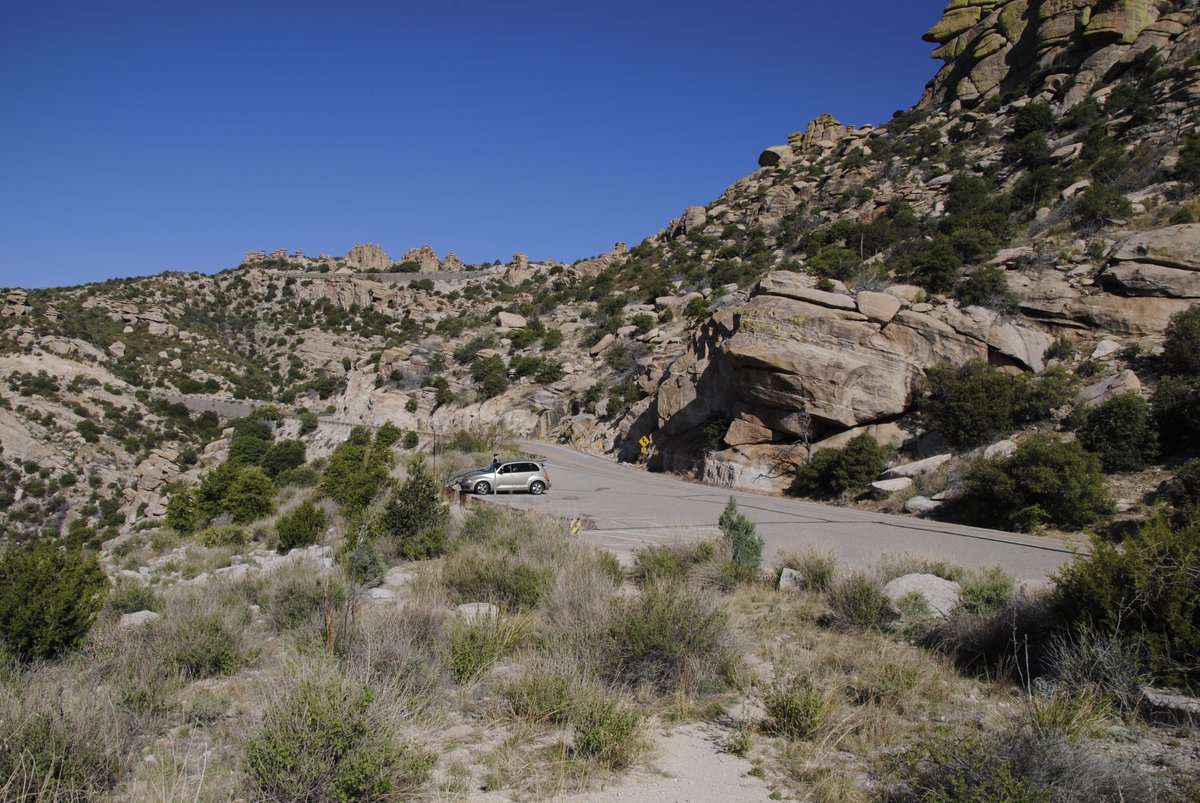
left=480, top=440, right=1083, bottom=582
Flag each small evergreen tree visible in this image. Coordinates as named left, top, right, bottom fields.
left=164, top=485, right=200, bottom=534
left=719, top=497, right=763, bottom=580
left=0, top=542, right=107, bottom=662
left=1162, top=304, right=1200, bottom=377
left=222, top=467, right=275, bottom=524
left=381, top=455, right=449, bottom=560
left=276, top=499, right=328, bottom=553
left=1078, top=392, right=1157, bottom=471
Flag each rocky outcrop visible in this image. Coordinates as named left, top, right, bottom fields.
left=922, top=0, right=1187, bottom=107
left=347, top=243, right=393, bottom=271
left=401, top=244, right=441, bottom=273
left=1, top=290, right=30, bottom=317
left=1102, top=224, right=1200, bottom=297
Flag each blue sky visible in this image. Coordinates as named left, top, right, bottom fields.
left=0, top=1, right=948, bottom=289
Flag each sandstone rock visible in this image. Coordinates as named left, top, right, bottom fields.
left=724, top=418, right=775, bottom=447
left=758, top=146, right=793, bottom=167
left=456, top=602, right=499, bottom=623
left=883, top=573, right=961, bottom=618
left=1092, top=339, right=1122, bottom=359
left=984, top=439, right=1018, bottom=459
left=682, top=205, right=708, bottom=234
left=855, top=291, right=902, bottom=323
left=871, top=477, right=913, bottom=495
left=1076, top=369, right=1142, bottom=408
left=118, top=610, right=161, bottom=629
left=589, top=333, right=615, bottom=356
left=1112, top=224, right=1200, bottom=271
left=883, top=453, right=951, bottom=479
left=778, top=567, right=805, bottom=591
left=1102, top=264, right=1200, bottom=298
left=904, top=496, right=943, bottom=514
left=700, top=444, right=808, bottom=493
left=810, top=423, right=908, bottom=454
left=396, top=244, right=439, bottom=272
left=756, top=272, right=856, bottom=311
left=497, top=311, right=527, bottom=329
left=346, top=243, right=392, bottom=271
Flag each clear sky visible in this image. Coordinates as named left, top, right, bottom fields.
left=1, top=1, right=948, bottom=289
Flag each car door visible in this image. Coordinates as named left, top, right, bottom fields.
left=496, top=462, right=518, bottom=490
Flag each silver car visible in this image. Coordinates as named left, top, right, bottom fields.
left=451, top=459, right=551, bottom=495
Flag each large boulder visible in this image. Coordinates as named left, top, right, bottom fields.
left=883, top=573, right=962, bottom=618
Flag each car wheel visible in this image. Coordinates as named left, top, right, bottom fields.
left=529, top=481, right=545, bottom=495
left=473, top=480, right=491, bottom=495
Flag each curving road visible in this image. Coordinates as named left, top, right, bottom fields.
left=485, top=440, right=1083, bottom=582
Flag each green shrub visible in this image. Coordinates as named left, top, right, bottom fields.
left=162, top=612, right=242, bottom=678
left=104, top=578, right=159, bottom=617
left=1055, top=515, right=1200, bottom=689
left=1077, top=392, right=1157, bottom=471
left=471, top=355, right=510, bottom=398
left=955, top=265, right=1016, bottom=311
left=718, top=497, right=763, bottom=581
left=221, top=466, right=275, bottom=524
left=1151, top=376, right=1200, bottom=456
left=319, top=431, right=394, bottom=514
left=600, top=581, right=735, bottom=693
left=1012, top=101, right=1056, bottom=138
left=298, top=409, right=318, bottom=435
left=402, top=430, right=419, bottom=449
left=959, top=567, right=1016, bottom=617
left=923, top=361, right=1015, bottom=448
left=264, top=569, right=345, bottom=634
left=828, top=573, right=898, bottom=631
left=502, top=666, right=580, bottom=724
left=381, top=455, right=449, bottom=559
left=345, top=536, right=385, bottom=586
left=762, top=673, right=828, bottom=740
left=449, top=612, right=531, bottom=684
left=955, top=436, right=1114, bottom=532
left=777, top=551, right=835, bottom=592
left=276, top=499, right=327, bottom=553
left=1163, top=458, right=1200, bottom=521
left=200, top=524, right=247, bottom=548
left=0, top=542, right=107, bottom=662
left=196, top=459, right=242, bottom=518
left=573, top=698, right=646, bottom=769
left=1161, top=304, right=1200, bottom=377
left=794, top=434, right=889, bottom=497
left=242, top=672, right=434, bottom=801
left=632, top=541, right=717, bottom=586
left=1071, top=185, right=1132, bottom=232
left=260, top=439, right=306, bottom=478
left=441, top=548, right=555, bottom=611
left=164, top=485, right=201, bottom=534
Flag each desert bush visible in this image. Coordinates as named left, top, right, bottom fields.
left=319, top=429, right=394, bottom=514
left=0, top=542, right=107, bottom=662
left=275, top=499, right=327, bottom=553
left=164, top=485, right=201, bottom=534
left=954, top=436, right=1114, bottom=532
left=242, top=669, right=435, bottom=802
left=1163, top=458, right=1200, bottom=521
left=501, top=661, right=585, bottom=724
left=599, top=581, right=736, bottom=694
left=828, top=573, right=898, bottom=631
left=344, top=535, right=385, bottom=586
left=885, top=726, right=1153, bottom=803
left=1042, top=628, right=1147, bottom=714
left=222, top=466, right=274, bottom=524
left=1158, top=299, right=1200, bottom=361
left=380, top=455, right=449, bottom=560
left=922, top=361, right=1015, bottom=448
left=471, top=355, right=509, bottom=398
left=631, top=541, right=717, bottom=586
left=449, top=611, right=532, bottom=684
left=1012, top=101, right=1056, bottom=138
left=955, top=265, right=1016, bottom=311
left=1077, top=392, right=1157, bottom=471
left=718, top=497, right=763, bottom=581
left=260, top=439, right=306, bottom=478
left=441, top=544, right=555, bottom=610
left=104, top=579, right=160, bottom=617
left=794, top=434, right=889, bottom=497
left=1071, top=184, right=1133, bottom=231
left=572, top=697, right=647, bottom=769
left=0, top=673, right=131, bottom=800
left=159, top=610, right=243, bottom=679
left=762, top=672, right=829, bottom=740
left=262, top=563, right=346, bottom=635
left=200, top=523, right=246, bottom=548
left=1151, top=376, right=1200, bottom=456
left=959, top=567, right=1016, bottom=617
left=926, top=592, right=1057, bottom=681
left=777, top=550, right=836, bottom=592
left=1054, top=515, right=1200, bottom=689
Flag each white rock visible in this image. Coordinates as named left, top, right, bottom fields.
left=456, top=602, right=499, bottom=623
left=883, top=573, right=961, bottom=617
left=871, top=477, right=913, bottom=494
left=904, top=496, right=942, bottom=514
left=777, top=567, right=805, bottom=591
left=883, top=454, right=951, bottom=479
left=1091, top=340, right=1122, bottom=359
left=363, top=587, right=396, bottom=603
left=118, top=610, right=161, bottom=629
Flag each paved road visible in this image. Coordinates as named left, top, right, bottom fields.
left=485, top=440, right=1082, bottom=582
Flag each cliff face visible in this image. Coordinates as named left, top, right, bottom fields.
left=921, top=0, right=1196, bottom=107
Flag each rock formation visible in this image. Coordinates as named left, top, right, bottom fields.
left=346, top=243, right=393, bottom=271
left=401, top=244, right=441, bottom=273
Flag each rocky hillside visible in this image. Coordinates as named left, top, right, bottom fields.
left=3, top=0, right=1200, bottom=540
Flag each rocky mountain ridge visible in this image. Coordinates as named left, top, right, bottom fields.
left=2, top=0, right=1200, bottom=539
